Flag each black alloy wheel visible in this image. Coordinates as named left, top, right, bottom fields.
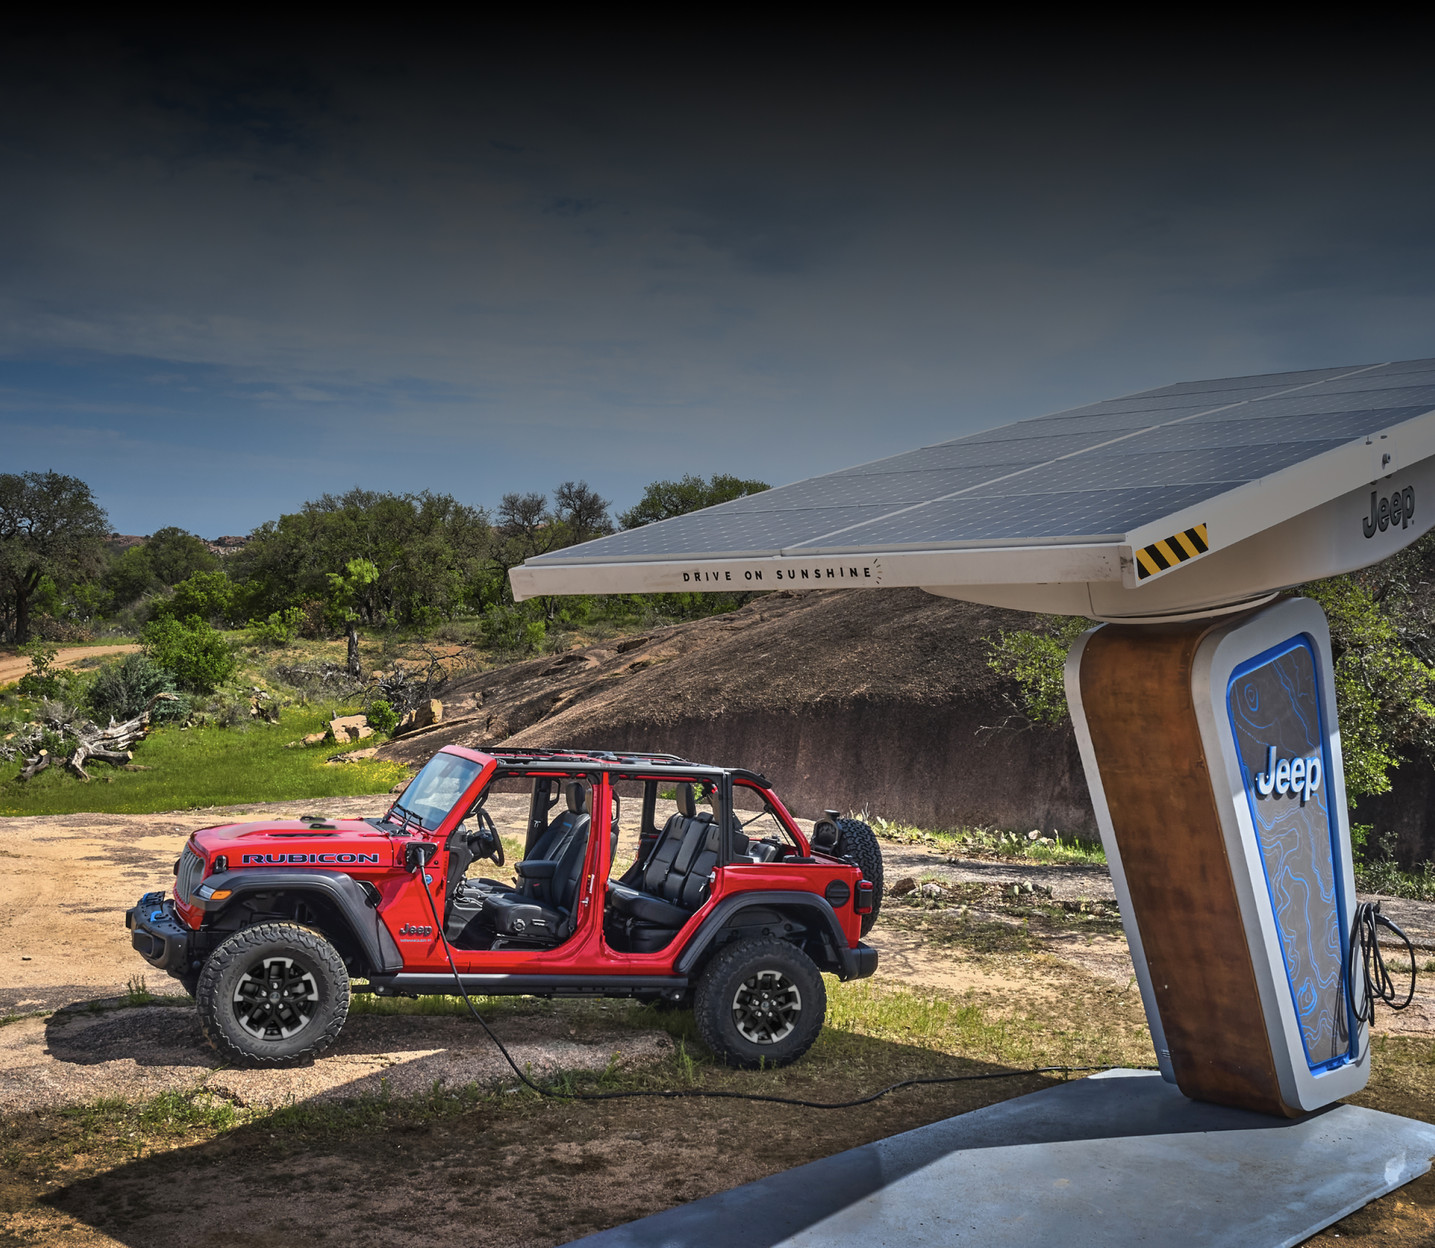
left=232, top=956, right=320, bottom=1040
left=731, top=968, right=803, bottom=1044
left=196, top=922, right=350, bottom=1067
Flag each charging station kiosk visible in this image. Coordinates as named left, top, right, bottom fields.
left=1067, top=596, right=1364, bottom=1115
left=512, top=357, right=1435, bottom=1121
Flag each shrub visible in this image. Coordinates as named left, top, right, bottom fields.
left=88, top=653, right=189, bottom=724
left=985, top=617, right=1091, bottom=727
left=247, top=606, right=306, bottom=648
left=15, top=642, right=62, bottom=698
left=366, top=698, right=400, bottom=735
left=479, top=603, right=547, bottom=654
left=142, top=616, right=237, bottom=694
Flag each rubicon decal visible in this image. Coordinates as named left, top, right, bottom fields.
left=240, top=852, right=382, bottom=865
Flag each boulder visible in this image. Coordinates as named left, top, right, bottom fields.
left=398, top=700, right=444, bottom=734
left=329, top=714, right=374, bottom=743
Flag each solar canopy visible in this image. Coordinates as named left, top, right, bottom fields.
left=511, top=359, right=1435, bottom=620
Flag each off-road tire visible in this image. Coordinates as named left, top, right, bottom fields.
left=196, top=922, right=350, bottom=1067
left=693, top=936, right=826, bottom=1068
left=836, top=818, right=884, bottom=935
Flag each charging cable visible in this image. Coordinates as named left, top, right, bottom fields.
left=411, top=856, right=1143, bottom=1108
left=1349, top=900, right=1417, bottom=1029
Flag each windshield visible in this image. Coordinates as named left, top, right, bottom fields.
left=391, top=753, right=483, bottom=831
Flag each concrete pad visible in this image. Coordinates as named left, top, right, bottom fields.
left=570, top=1070, right=1435, bottom=1248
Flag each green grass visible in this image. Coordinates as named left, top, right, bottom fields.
left=869, top=815, right=1107, bottom=866
left=0, top=706, right=408, bottom=816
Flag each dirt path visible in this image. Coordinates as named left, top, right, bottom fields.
left=0, top=643, right=138, bottom=687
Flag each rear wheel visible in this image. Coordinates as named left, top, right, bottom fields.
left=196, top=922, right=350, bottom=1067
left=836, top=818, right=884, bottom=935
left=693, top=936, right=825, bottom=1068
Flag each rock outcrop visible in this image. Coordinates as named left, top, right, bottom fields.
left=381, top=589, right=1095, bottom=835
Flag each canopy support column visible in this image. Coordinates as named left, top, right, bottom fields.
left=1066, top=597, right=1368, bottom=1117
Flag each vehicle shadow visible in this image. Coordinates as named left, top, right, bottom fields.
left=36, top=1029, right=1172, bottom=1248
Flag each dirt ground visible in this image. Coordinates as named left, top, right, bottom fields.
left=0, top=645, right=138, bottom=689
left=1, top=802, right=1433, bottom=1246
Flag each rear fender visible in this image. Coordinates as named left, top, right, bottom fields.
left=676, top=891, right=857, bottom=979
left=194, top=869, right=403, bottom=975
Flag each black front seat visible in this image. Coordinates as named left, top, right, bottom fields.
left=481, top=782, right=593, bottom=944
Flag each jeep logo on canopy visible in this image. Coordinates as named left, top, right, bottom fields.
left=1364, top=487, right=1415, bottom=538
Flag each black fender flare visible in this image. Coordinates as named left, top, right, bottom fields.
left=676, top=891, right=860, bottom=980
left=192, top=870, right=403, bottom=974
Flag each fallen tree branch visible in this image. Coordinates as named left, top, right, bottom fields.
left=64, top=693, right=177, bottom=781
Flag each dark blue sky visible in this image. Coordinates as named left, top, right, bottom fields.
left=3, top=28, right=1433, bottom=535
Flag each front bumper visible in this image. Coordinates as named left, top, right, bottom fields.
left=125, top=891, right=195, bottom=976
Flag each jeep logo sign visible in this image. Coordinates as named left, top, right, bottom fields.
left=1254, top=746, right=1323, bottom=804
left=1364, top=486, right=1415, bottom=538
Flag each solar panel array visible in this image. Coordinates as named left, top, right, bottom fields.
left=530, top=359, right=1435, bottom=564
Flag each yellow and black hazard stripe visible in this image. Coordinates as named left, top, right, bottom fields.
left=1136, top=523, right=1209, bottom=580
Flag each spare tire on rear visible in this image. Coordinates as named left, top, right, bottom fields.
left=835, top=817, right=883, bottom=936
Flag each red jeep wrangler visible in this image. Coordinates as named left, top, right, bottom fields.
left=127, top=746, right=882, bottom=1069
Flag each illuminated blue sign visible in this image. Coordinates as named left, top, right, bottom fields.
left=1228, top=635, right=1353, bottom=1073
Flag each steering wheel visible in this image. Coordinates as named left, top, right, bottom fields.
left=468, top=807, right=505, bottom=867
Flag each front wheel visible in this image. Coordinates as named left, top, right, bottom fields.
left=693, top=937, right=826, bottom=1068
left=196, top=922, right=350, bottom=1067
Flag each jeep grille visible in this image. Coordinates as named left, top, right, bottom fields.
left=176, top=845, right=206, bottom=903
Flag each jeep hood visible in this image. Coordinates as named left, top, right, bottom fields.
left=189, top=819, right=398, bottom=864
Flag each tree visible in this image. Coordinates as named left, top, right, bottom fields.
left=102, top=545, right=160, bottom=611
left=159, top=570, right=236, bottom=627
left=618, top=473, right=769, bottom=529
left=0, top=471, right=109, bottom=644
left=553, top=480, right=614, bottom=545
left=327, top=558, right=380, bottom=677
left=144, top=526, right=219, bottom=585
left=984, top=537, right=1435, bottom=807
left=232, top=489, right=491, bottom=628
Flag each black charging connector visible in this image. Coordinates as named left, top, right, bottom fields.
left=404, top=841, right=438, bottom=873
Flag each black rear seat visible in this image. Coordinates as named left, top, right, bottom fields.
left=608, top=784, right=724, bottom=935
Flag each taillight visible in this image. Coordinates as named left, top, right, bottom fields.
left=855, top=880, right=874, bottom=915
